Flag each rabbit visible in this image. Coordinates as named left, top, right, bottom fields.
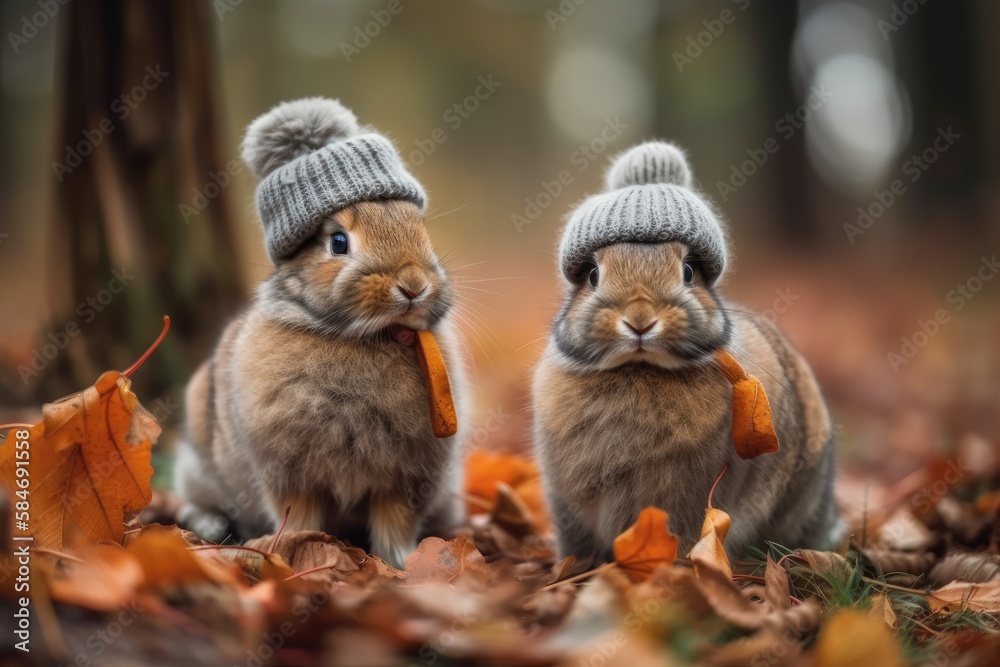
left=532, top=141, right=837, bottom=568
left=174, top=98, right=469, bottom=568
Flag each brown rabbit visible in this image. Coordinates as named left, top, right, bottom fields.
left=532, top=142, right=837, bottom=568
left=174, top=99, right=468, bottom=568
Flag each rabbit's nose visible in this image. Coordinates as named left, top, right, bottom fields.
left=397, top=284, right=427, bottom=300
left=624, top=320, right=657, bottom=336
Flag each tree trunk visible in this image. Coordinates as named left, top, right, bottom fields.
left=23, top=0, right=245, bottom=401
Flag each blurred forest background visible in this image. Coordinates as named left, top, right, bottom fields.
left=0, top=0, right=998, bottom=506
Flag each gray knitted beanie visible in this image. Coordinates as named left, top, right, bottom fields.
left=559, top=141, right=729, bottom=285
left=241, top=97, right=426, bottom=262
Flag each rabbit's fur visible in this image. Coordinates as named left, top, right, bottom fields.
left=533, top=241, right=836, bottom=567
left=175, top=200, right=468, bottom=567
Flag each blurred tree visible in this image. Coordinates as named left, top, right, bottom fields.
left=23, top=0, right=245, bottom=401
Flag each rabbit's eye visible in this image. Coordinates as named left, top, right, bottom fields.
left=331, top=232, right=349, bottom=255
left=588, top=266, right=599, bottom=288
left=682, top=263, right=694, bottom=284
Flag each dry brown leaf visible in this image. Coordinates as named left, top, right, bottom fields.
left=403, top=535, right=489, bottom=585
left=127, top=525, right=246, bottom=592
left=613, top=507, right=679, bottom=582
left=814, top=609, right=903, bottom=667
left=764, top=556, right=791, bottom=610
left=795, top=549, right=853, bottom=583
left=929, top=579, right=1000, bottom=614
left=929, top=552, right=1000, bottom=587
left=690, top=507, right=732, bottom=580
left=465, top=450, right=548, bottom=530
left=0, top=371, right=159, bottom=550
left=870, top=508, right=937, bottom=551
left=42, top=543, right=144, bottom=612
left=694, top=563, right=767, bottom=629
left=491, top=481, right=537, bottom=538
left=244, top=530, right=402, bottom=584
left=861, top=548, right=936, bottom=576
left=869, top=592, right=898, bottom=629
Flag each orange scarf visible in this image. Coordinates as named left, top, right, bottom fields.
left=713, top=350, right=780, bottom=459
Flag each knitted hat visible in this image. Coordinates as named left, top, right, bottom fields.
left=559, top=141, right=729, bottom=285
left=241, top=97, right=426, bottom=262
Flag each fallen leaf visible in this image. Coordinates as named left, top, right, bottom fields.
left=404, top=535, right=489, bottom=585
left=860, top=547, right=936, bottom=576
left=244, top=530, right=402, bottom=584
left=869, top=592, right=898, bottom=629
left=0, top=371, right=159, bottom=550
left=43, top=543, right=144, bottom=612
left=869, top=508, right=936, bottom=551
left=613, top=507, right=679, bottom=582
left=465, top=450, right=546, bottom=521
left=814, top=609, right=903, bottom=667
left=928, top=579, right=1000, bottom=614
left=491, top=481, right=537, bottom=538
left=764, top=556, right=791, bottom=610
left=689, top=507, right=732, bottom=579
left=692, top=563, right=763, bottom=629
left=127, top=525, right=246, bottom=592
left=793, top=549, right=854, bottom=586
left=929, top=551, right=1000, bottom=587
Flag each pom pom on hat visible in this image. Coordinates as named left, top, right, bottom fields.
left=605, top=141, right=693, bottom=190
left=241, top=97, right=362, bottom=179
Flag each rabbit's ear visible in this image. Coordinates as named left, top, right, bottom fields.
left=241, top=97, right=360, bottom=179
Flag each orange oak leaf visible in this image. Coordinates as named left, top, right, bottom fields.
left=0, top=371, right=158, bottom=550
left=689, top=508, right=733, bottom=580
left=613, top=507, right=680, bottom=582
left=0, top=319, right=168, bottom=550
